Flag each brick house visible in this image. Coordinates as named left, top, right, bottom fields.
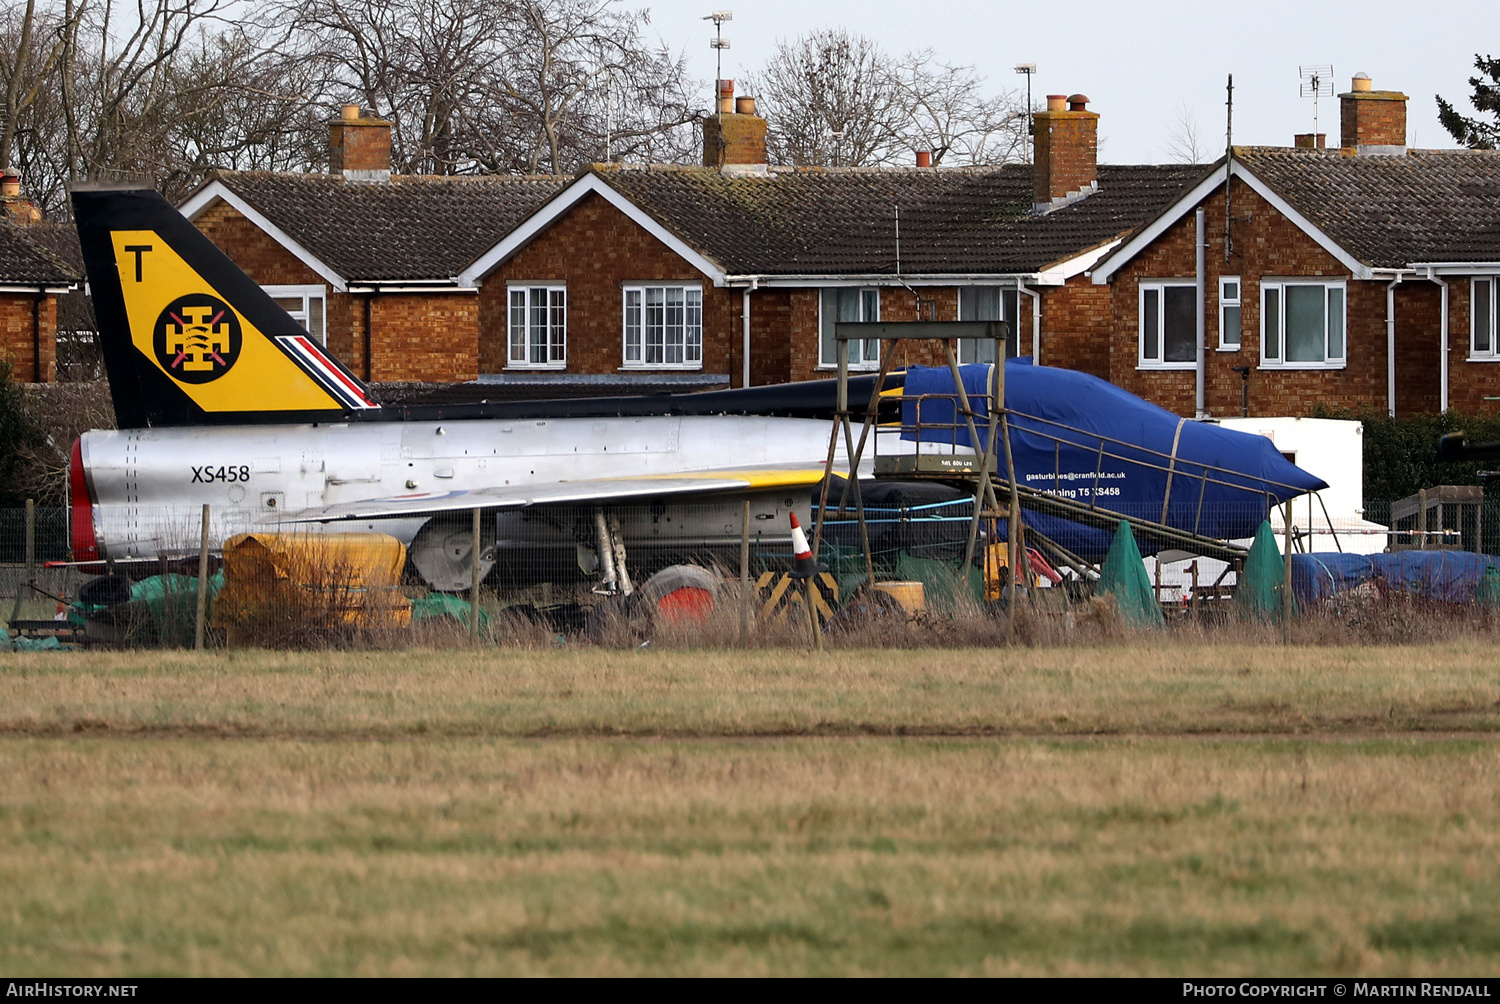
left=178, top=106, right=563, bottom=384
left=1091, top=74, right=1500, bottom=418
left=462, top=88, right=1201, bottom=390
left=0, top=171, right=79, bottom=383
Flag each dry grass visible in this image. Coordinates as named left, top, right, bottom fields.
left=1, top=643, right=1499, bottom=975
left=1, top=642, right=1498, bottom=738
left=1, top=735, right=1497, bottom=976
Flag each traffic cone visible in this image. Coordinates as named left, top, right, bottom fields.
left=788, top=511, right=826, bottom=579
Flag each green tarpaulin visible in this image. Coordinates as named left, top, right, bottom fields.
left=1097, top=520, right=1162, bottom=627
left=1234, top=520, right=1287, bottom=622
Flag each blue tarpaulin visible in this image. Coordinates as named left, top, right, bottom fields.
left=1292, top=550, right=1500, bottom=606
left=899, top=362, right=1328, bottom=560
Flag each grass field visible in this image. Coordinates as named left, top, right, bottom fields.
left=2, top=643, right=1499, bottom=976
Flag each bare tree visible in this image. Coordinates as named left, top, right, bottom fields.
left=745, top=30, right=1026, bottom=169
left=1162, top=102, right=1207, bottom=164
left=744, top=28, right=905, bottom=168
left=893, top=50, right=1025, bottom=166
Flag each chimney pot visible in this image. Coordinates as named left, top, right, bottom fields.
left=915, top=150, right=932, bottom=168
left=1066, top=93, right=1089, bottom=111
left=341, top=103, right=360, bottom=121
left=735, top=95, right=756, bottom=115
left=1046, top=94, right=1066, bottom=112
left=1351, top=72, right=1372, bottom=93
left=0, top=170, right=19, bottom=199
left=717, top=79, right=735, bottom=114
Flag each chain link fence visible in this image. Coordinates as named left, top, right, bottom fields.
left=2, top=498, right=1499, bottom=650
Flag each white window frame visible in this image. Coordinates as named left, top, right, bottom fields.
left=1137, top=280, right=1197, bottom=370
left=621, top=283, right=703, bottom=369
left=1218, top=276, right=1242, bottom=351
left=263, top=284, right=327, bottom=345
left=1259, top=278, right=1347, bottom=370
left=1471, top=277, right=1498, bottom=362
left=957, top=285, right=1020, bottom=363
left=507, top=283, right=567, bottom=369
left=818, top=287, right=881, bottom=370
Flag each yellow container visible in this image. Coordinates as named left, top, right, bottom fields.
left=213, top=531, right=411, bottom=643
left=874, top=580, right=926, bottom=615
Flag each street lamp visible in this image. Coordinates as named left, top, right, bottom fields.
left=1014, top=63, right=1036, bottom=163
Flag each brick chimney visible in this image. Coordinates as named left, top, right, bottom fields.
left=1294, top=133, right=1327, bottom=149
left=1339, top=73, right=1407, bottom=156
left=329, top=104, right=393, bottom=182
left=1031, top=93, right=1098, bottom=212
left=0, top=169, right=42, bottom=225
left=702, top=80, right=768, bottom=174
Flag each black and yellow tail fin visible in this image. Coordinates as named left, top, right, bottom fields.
left=71, top=186, right=378, bottom=428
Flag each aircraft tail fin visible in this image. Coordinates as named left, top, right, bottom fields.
left=70, top=186, right=378, bottom=428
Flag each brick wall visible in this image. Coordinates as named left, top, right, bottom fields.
left=1104, top=178, right=1430, bottom=418
left=481, top=192, right=731, bottom=379
left=1039, top=276, right=1110, bottom=377
left=368, top=294, right=480, bottom=382
left=1340, top=93, right=1407, bottom=149
left=702, top=114, right=768, bottom=167
left=194, top=199, right=476, bottom=383
left=0, top=292, right=56, bottom=382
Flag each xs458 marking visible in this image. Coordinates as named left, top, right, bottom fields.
left=192, top=464, right=250, bottom=484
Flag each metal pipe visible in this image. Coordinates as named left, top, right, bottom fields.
left=1429, top=268, right=1450, bottom=413
left=470, top=507, right=482, bottom=645
left=1195, top=208, right=1207, bottom=418
left=1386, top=275, right=1403, bottom=417
left=740, top=279, right=756, bottom=388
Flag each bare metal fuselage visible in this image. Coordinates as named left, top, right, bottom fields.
left=77, top=413, right=851, bottom=581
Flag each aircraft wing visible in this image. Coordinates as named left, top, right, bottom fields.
left=284, top=466, right=831, bottom=523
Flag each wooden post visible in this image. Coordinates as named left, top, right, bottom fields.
left=1281, top=500, right=1294, bottom=645
left=1419, top=488, right=1428, bottom=550
left=470, top=507, right=482, bottom=646
left=10, top=498, right=35, bottom=630
left=739, top=498, right=750, bottom=646
left=806, top=576, right=824, bottom=653
left=1189, top=560, right=1200, bottom=616
left=194, top=503, right=210, bottom=651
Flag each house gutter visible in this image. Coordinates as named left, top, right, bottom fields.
left=1428, top=267, right=1450, bottom=413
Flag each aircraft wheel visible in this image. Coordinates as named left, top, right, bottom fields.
left=409, top=516, right=498, bottom=593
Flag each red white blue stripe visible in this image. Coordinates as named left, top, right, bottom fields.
left=275, top=335, right=379, bottom=410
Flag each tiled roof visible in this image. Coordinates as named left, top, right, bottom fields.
left=0, top=221, right=78, bottom=286
left=1234, top=148, right=1500, bottom=268
left=596, top=163, right=1206, bottom=275
left=199, top=171, right=567, bottom=282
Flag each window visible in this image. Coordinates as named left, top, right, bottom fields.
left=622, top=284, right=702, bottom=367
left=819, top=288, right=880, bottom=369
left=508, top=285, right=566, bottom=367
left=1260, top=280, right=1346, bottom=368
left=1138, top=281, right=1196, bottom=367
left=263, top=285, right=326, bottom=345
left=1473, top=278, right=1498, bottom=360
left=1219, top=277, right=1241, bottom=350
left=958, top=286, right=1021, bottom=363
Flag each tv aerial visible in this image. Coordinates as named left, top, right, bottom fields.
left=1299, top=65, right=1334, bottom=139
left=704, top=11, right=732, bottom=85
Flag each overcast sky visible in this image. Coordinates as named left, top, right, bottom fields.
left=641, top=0, right=1500, bottom=163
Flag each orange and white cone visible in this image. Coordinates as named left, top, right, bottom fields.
left=788, top=511, right=826, bottom=579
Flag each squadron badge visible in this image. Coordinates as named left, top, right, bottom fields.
left=153, top=294, right=242, bottom=383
